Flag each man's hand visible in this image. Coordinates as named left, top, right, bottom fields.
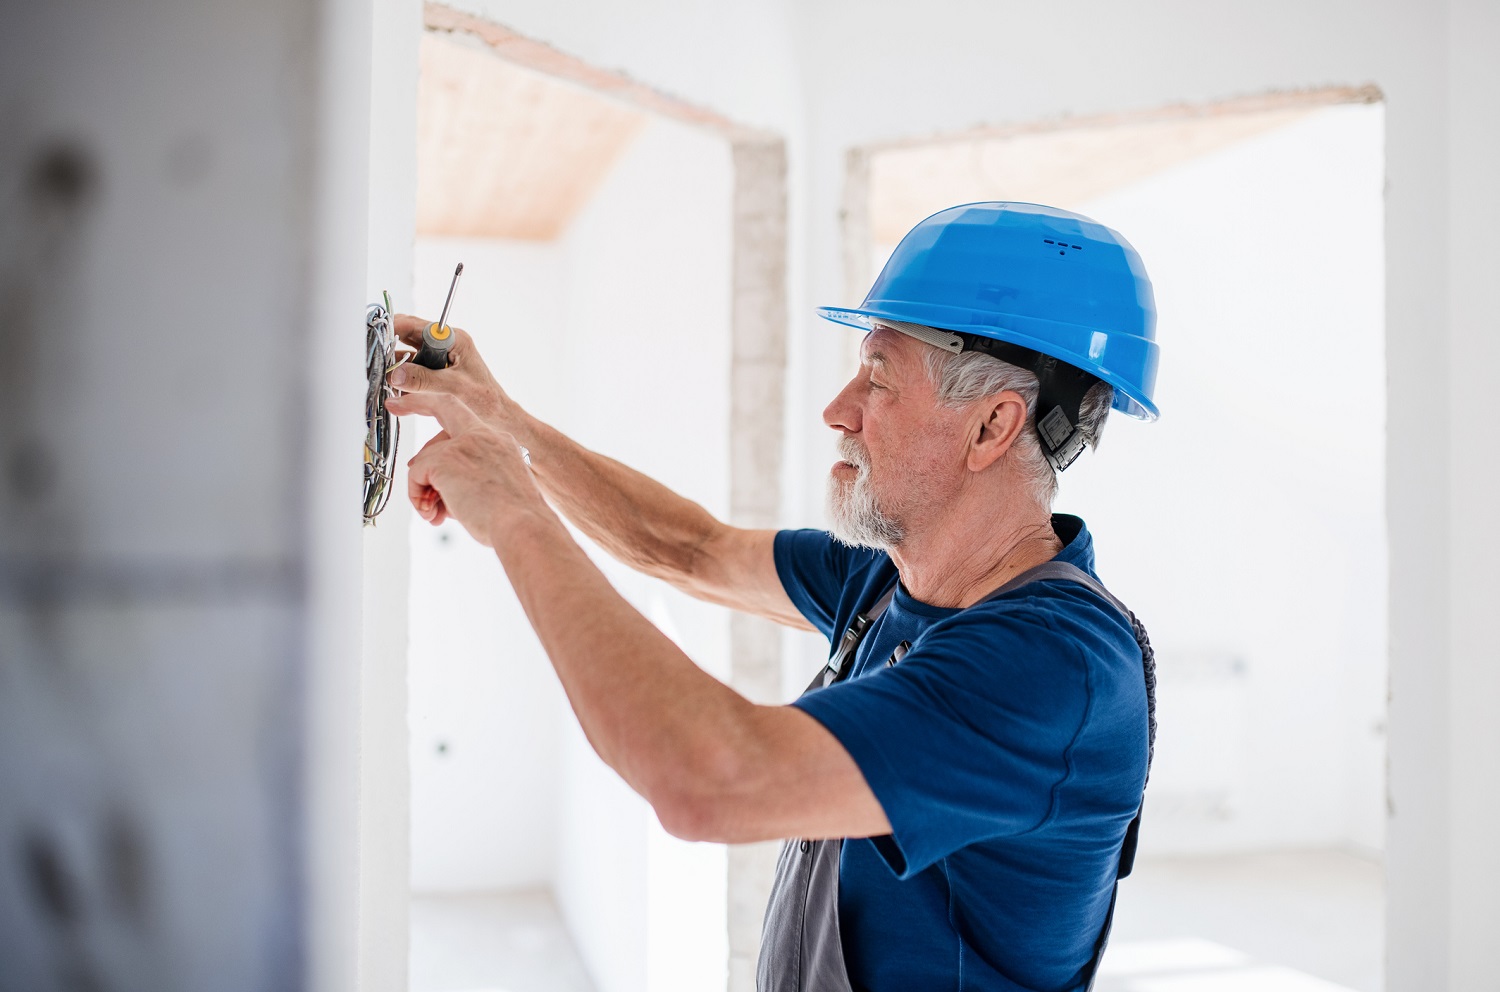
left=384, top=311, right=809, bottom=631
left=406, top=427, right=545, bottom=547
left=385, top=314, right=513, bottom=437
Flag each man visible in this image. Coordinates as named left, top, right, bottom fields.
left=386, top=202, right=1159, bottom=992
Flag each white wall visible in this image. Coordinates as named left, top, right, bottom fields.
left=1058, top=105, right=1387, bottom=855
left=1445, top=1, right=1500, bottom=977
left=856, top=106, right=1387, bottom=857
left=408, top=116, right=735, bottom=992
left=358, top=0, right=420, bottom=989
left=408, top=238, right=568, bottom=894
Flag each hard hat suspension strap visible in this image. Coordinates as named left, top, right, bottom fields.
left=956, top=334, right=1102, bottom=474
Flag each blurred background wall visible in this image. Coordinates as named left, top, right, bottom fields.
left=0, top=1, right=385, bottom=991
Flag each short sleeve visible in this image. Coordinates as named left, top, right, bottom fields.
left=773, top=529, right=880, bottom=639
left=792, top=606, right=1090, bottom=877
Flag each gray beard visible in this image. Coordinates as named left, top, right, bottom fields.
left=826, top=441, right=905, bottom=552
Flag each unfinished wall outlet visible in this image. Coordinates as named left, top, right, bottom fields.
left=364, top=294, right=402, bottom=525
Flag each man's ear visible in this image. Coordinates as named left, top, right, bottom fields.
left=967, top=391, right=1029, bottom=472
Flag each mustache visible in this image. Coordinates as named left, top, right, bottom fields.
left=837, top=435, right=870, bottom=470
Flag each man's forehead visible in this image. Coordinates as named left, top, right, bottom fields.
left=860, top=326, right=916, bottom=368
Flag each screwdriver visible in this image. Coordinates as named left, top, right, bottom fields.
left=413, top=262, right=464, bottom=370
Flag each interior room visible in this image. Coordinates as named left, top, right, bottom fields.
left=2, top=2, right=1495, bottom=992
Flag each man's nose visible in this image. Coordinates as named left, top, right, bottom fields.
left=823, top=376, right=863, bottom=434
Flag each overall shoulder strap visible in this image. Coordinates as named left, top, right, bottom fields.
left=977, top=559, right=1130, bottom=620
left=978, top=559, right=1158, bottom=991
left=809, top=577, right=899, bottom=692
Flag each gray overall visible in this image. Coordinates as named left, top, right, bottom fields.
left=756, top=561, right=1158, bottom=992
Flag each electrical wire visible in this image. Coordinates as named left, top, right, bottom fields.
left=364, top=293, right=403, bottom=524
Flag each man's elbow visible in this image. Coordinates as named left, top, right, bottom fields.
left=646, top=752, right=760, bottom=844
left=654, top=788, right=723, bottom=842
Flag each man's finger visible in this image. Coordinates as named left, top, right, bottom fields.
left=393, top=313, right=473, bottom=354
left=386, top=390, right=486, bottom=436
left=387, top=359, right=448, bottom=394
left=410, top=428, right=452, bottom=466
left=384, top=390, right=458, bottom=419
left=407, top=430, right=451, bottom=524
left=393, top=313, right=431, bottom=349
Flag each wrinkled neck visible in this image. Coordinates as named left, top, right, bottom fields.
left=889, top=503, right=1061, bottom=609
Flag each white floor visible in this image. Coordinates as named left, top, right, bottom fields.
left=411, top=889, right=595, bottom=992
left=410, top=849, right=1382, bottom=992
left=1096, top=850, right=1383, bottom=992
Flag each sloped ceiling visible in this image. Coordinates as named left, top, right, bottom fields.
left=416, top=31, right=646, bottom=240
left=870, top=107, right=1316, bottom=245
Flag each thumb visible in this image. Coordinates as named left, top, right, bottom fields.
left=387, top=360, right=444, bottom=394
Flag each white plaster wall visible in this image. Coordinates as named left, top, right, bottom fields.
left=408, top=238, right=569, bottom=893
left=358, top=0, right=420, bottom=989
left=852, top=107, right=1388, bottom=858
left=1443, top=1, right=1500, bottom=980
left=309, top=0, right=379, bottom=986
left=1056, top=104, right=1388, bottom=855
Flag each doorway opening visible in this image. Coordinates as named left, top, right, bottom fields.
left=845, top=88, right=1388, bottom=992
left=407, top=9, right=787, bottom=992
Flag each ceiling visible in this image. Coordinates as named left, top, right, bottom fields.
left=869, top=106, right=1316, bottom=245
left=416, top=31, right=646, bottom=240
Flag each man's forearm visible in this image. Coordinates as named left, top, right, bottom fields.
left=493, top=503, right=758, bottom=826
left=404, top=426, right=883, bottom=842
left=506, top=407, right=722, bottom=584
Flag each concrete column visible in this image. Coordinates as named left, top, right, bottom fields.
left=727, top=138, right=789, bottom=992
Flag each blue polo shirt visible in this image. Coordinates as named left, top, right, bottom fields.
left=776, top=515, right=1147, bottom=992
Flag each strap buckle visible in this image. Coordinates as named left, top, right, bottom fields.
left=822, top=613, right=872, bottom=686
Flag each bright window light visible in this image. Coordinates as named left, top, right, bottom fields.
left=1128, top=965, right=1361, bottom=992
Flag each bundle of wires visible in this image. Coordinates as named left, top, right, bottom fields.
left=364, top=292, right=403, bottom=524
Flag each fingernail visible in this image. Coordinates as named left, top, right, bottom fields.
left=389, top=366, right=408, bottom=386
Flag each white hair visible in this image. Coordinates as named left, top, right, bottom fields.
left=919, top=338, right=1114, bottom=506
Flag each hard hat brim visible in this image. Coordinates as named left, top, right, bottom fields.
left=817, top=304, right=1160, bottom=422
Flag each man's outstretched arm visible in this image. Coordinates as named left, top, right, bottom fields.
left=407, top=428, right=891, bottom=844
left=385, top=314, right=810, bottom=631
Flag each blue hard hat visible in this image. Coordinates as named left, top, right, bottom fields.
left=818, top=201, right=1160, bottom=422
